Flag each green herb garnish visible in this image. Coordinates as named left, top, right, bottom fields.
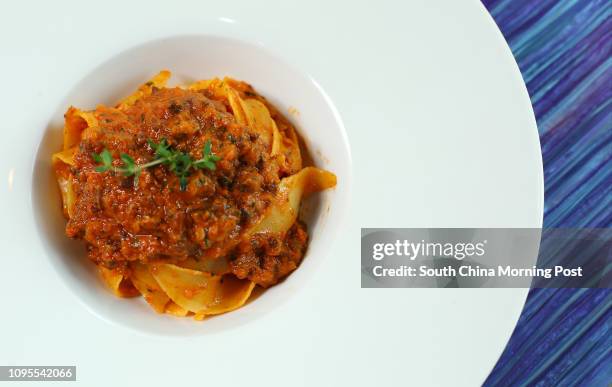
left=92, top=139, right=220, bottom=190
left=194, top=140, right=221, bottom=171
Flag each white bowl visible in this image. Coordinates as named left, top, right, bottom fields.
left=31, top=35, right=352, bottom=336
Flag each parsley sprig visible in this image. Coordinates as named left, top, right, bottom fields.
left=92, top=139, right=220, bottom=190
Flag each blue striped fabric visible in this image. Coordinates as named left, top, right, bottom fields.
left=481, top=0, right=611, bottom=385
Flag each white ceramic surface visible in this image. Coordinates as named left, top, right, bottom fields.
left=0, top=0, right=543, bottom=386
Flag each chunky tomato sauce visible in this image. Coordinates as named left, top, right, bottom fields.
left=66, top=85, right=307, bottom=287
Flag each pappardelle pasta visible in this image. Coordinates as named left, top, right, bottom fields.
left=52, top=71, right=336, bottom=319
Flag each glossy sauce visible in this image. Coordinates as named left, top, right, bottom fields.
left=65, top=85, right=307, bottom=287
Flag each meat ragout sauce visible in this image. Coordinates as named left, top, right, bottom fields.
left=65, top=84, right=307, bottom=287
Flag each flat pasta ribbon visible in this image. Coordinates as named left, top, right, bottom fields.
left=150, top=263, right=255, bottom=318
left=63, top=107, right=97, bottom=150
left=248, top=166, right=337, bottom=235
left=129, top=262, right=171, bottom=313
left=53, top=107, right=97, bottom=218
left=55, top=173, right=75, bottom=218
left=164, top=301, right=189, bottom=317
left=190, top=77, right=302, bottom=172
left=98, top=266, right=139, bottom=298
left=116, top=70, right=171, bottom=110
